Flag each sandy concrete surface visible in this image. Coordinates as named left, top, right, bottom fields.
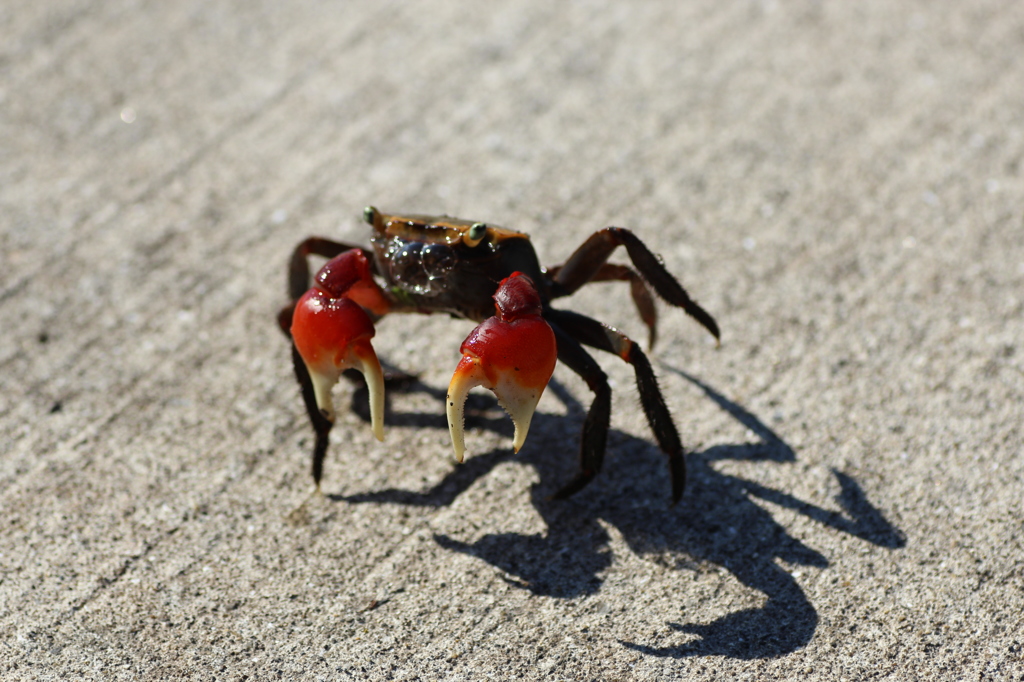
left=2, top=1, right=1023, bottom=679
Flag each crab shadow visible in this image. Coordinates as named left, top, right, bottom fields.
left=336, top=369, right=904, bottom=660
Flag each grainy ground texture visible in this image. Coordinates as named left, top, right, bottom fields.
left=2, top=1, right=1023, bottom=680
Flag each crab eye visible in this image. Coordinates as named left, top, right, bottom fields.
left=363, top=206, right=379, bottom=226
left=464, top=222, right=488, bottom=247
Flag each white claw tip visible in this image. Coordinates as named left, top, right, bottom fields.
left=447, top=356, right=545, bottom=462
left=309, top=369, right=339, bottom=423
left=498, top=385, right=539, bottom=456
left=349, top=342, right=386, bottom=443
left=446, top=359, right=481, bottom=463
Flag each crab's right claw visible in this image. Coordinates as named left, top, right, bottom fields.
left=291, top=288, right=385, bottom=441
left=446, top=272, right=558, bottom=462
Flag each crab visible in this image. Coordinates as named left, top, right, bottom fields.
left=278, top=207, right=720, bottom=502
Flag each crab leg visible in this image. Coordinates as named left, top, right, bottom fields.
left=547, top=308, right=687, bottom=502
left=548, top=227, right=721, bottom=345
left=290, top=250, right=390, bottom=445
left=547, top=262, right=658, bottom=348
left=446, top=272, right=557, bottom=462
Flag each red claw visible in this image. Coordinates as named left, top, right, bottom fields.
left=291, top=250, right=387, bottom=441
left=447, top=272, right=557, bottom=461
left=313, top=249, right=391, bottom=318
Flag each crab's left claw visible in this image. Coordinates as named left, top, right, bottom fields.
left=447, top=273, right=558, bottom=462
left=291, top=289, right=385, bottom=442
